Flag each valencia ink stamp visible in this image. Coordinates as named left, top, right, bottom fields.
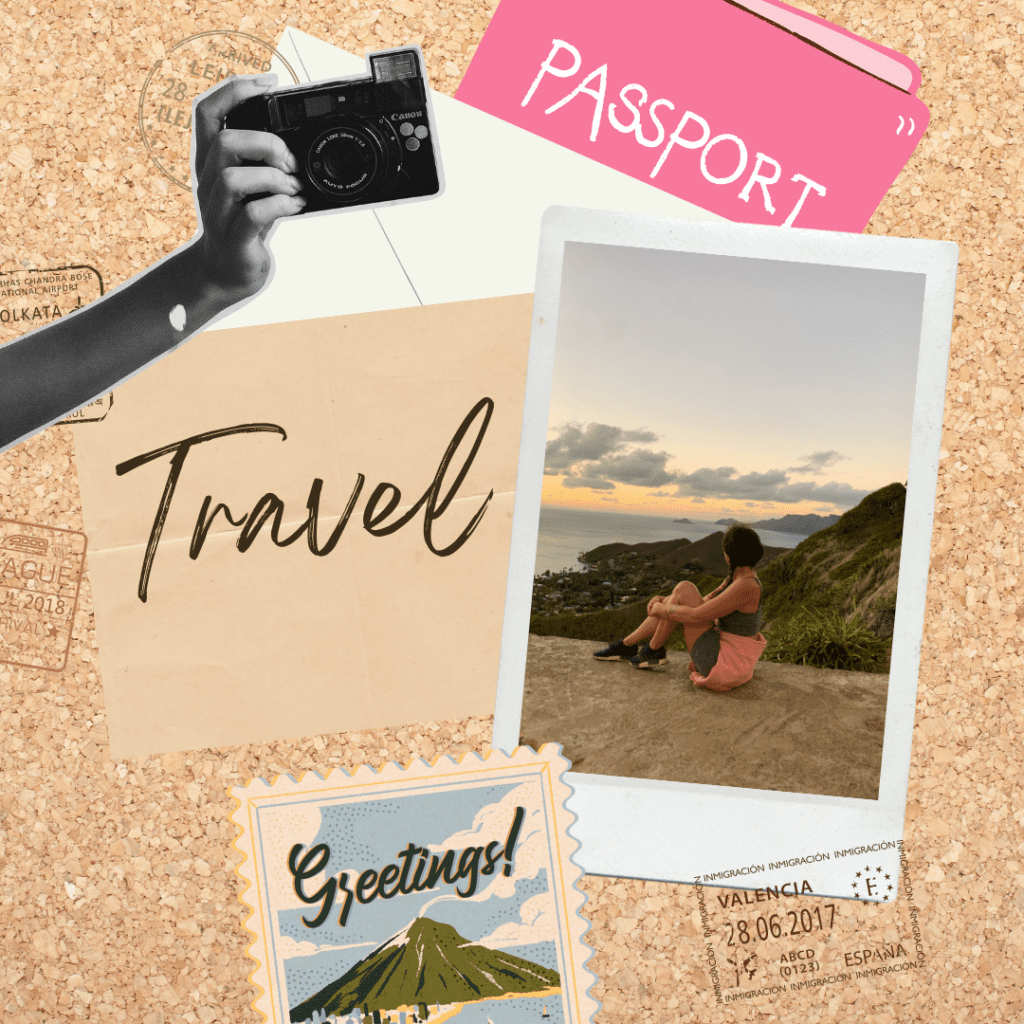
left=692, top=841, right=929, bottom=1006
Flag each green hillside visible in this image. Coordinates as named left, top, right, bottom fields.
left=759, top=483, right=904, bottom=635
left=754, top=484, right=904, bottom=673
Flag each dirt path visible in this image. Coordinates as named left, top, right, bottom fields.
left=520, top=636, right=888, bottom=799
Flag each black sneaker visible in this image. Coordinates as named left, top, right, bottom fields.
left=630, top=645, right=668, bottom=669
left=594, top=638, right=639, bottom=661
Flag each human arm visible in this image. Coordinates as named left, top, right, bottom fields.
left=0, top=74, right=304, bottom=452
left=651, top=576, right=760, bottom=625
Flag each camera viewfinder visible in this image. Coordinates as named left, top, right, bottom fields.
left=371, top=52, right=418, bottom=82
left=304, top=94, right=332, bottom=118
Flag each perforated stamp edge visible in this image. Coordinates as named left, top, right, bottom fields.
left=228, top=744, right=599, bottom=1024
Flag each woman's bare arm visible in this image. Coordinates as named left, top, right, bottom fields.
left=654, top=576, right=760, bottom=625
left=0, top=74, right=304, bottom=452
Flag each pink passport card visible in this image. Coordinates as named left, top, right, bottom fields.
left=456, top=0, right=929, bottom=232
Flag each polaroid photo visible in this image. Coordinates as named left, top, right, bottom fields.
left=229, top=746, right=598, bottom=1024
left=493, top=207, right=958, bottom=898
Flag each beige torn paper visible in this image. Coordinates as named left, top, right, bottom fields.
left=71, top=294, right=532, bottom=756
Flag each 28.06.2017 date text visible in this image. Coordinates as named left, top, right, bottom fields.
left=725, top=903, right=836, bottom=945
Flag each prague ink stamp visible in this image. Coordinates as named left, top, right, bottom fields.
left=0, top=519, right=87, bottom=672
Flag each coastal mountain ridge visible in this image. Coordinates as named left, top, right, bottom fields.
left=288, top=915, right=559, bottom=1022
left=713, top=513, right=841, bottom=535
left=581, top=530, right=788, bottom=578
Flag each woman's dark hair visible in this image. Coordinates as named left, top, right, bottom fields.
left=723, top=523, right=764, bottom=569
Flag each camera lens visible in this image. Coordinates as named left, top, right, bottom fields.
left=307, top=126, right=380, bottom=199
left=322, top=138, right=373, bottom=184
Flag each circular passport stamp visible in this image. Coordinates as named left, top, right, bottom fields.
left=138, top=30, right=300, bottom=190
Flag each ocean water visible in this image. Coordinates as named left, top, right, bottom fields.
left=534, top=506, right=800, bottom=575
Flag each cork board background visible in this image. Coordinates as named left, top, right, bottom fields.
left=0, top=1, right=1021, bottom=1022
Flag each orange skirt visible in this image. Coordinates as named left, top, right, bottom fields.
left=689, top=630, right=767, bottom=692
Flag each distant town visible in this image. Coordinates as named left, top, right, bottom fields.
left=532, top=531, right=787, bottom=619
left=298, top=1002, right=446, bottom=1024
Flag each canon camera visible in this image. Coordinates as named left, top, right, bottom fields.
left=224, top=46, right=443, bottom=214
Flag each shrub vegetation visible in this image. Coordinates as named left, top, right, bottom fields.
left=762, top=611, right=891, bottom=673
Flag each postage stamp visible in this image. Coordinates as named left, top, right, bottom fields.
left=229, top=746, right=598, bottom=1024
left=138, top=30, right=300, bottom=190
left=692, top=841, right=928, bottom=1005
left=0, top=519, right=88, bottom=672
left=0, top=264, right=112, bottom=423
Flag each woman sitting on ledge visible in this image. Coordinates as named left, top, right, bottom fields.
left=594, top=523, right=768, bottom=692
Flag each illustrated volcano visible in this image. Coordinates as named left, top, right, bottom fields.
left=288, top=915, right=559, bottom=1021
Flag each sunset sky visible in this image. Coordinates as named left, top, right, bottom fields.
left=543, top=241, right=926, bottom=521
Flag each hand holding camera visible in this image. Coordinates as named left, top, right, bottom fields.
left=0, top=47, right=444, bottom=452
left=192, top=72, right=308, bottom=305
left=224, top=47, right=443, bottom=216
left=195, top=47, right=443, bottom=300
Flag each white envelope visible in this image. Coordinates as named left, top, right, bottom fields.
left=210, top=28, right=720, bottom=332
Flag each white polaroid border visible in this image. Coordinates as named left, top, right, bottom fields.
left=493, top=206, right=958, bottom=897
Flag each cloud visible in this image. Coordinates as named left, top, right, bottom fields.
left=591, top=448, right=677, bottom=488
left=475, top=891, right=557, bottom=949
left=563, top=474, right=616, bottom=490
left=261, top=802, right=329, bottom=912
left=547, top=422, right=675, bottom=493
left=416, top=782, right=548, bottom=917
left=788, top=450, right=851, bottom=475
left=545, top=422, right=867, bottom=508
left=276, top=935, right=376, bottom=960
left=673, top=467, right=868, bottom=507
left=673, top=466, right=787, bottom=499
left=545, top=422, right=657, bottom=474
left=771, top=480, right=870, bottom=506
